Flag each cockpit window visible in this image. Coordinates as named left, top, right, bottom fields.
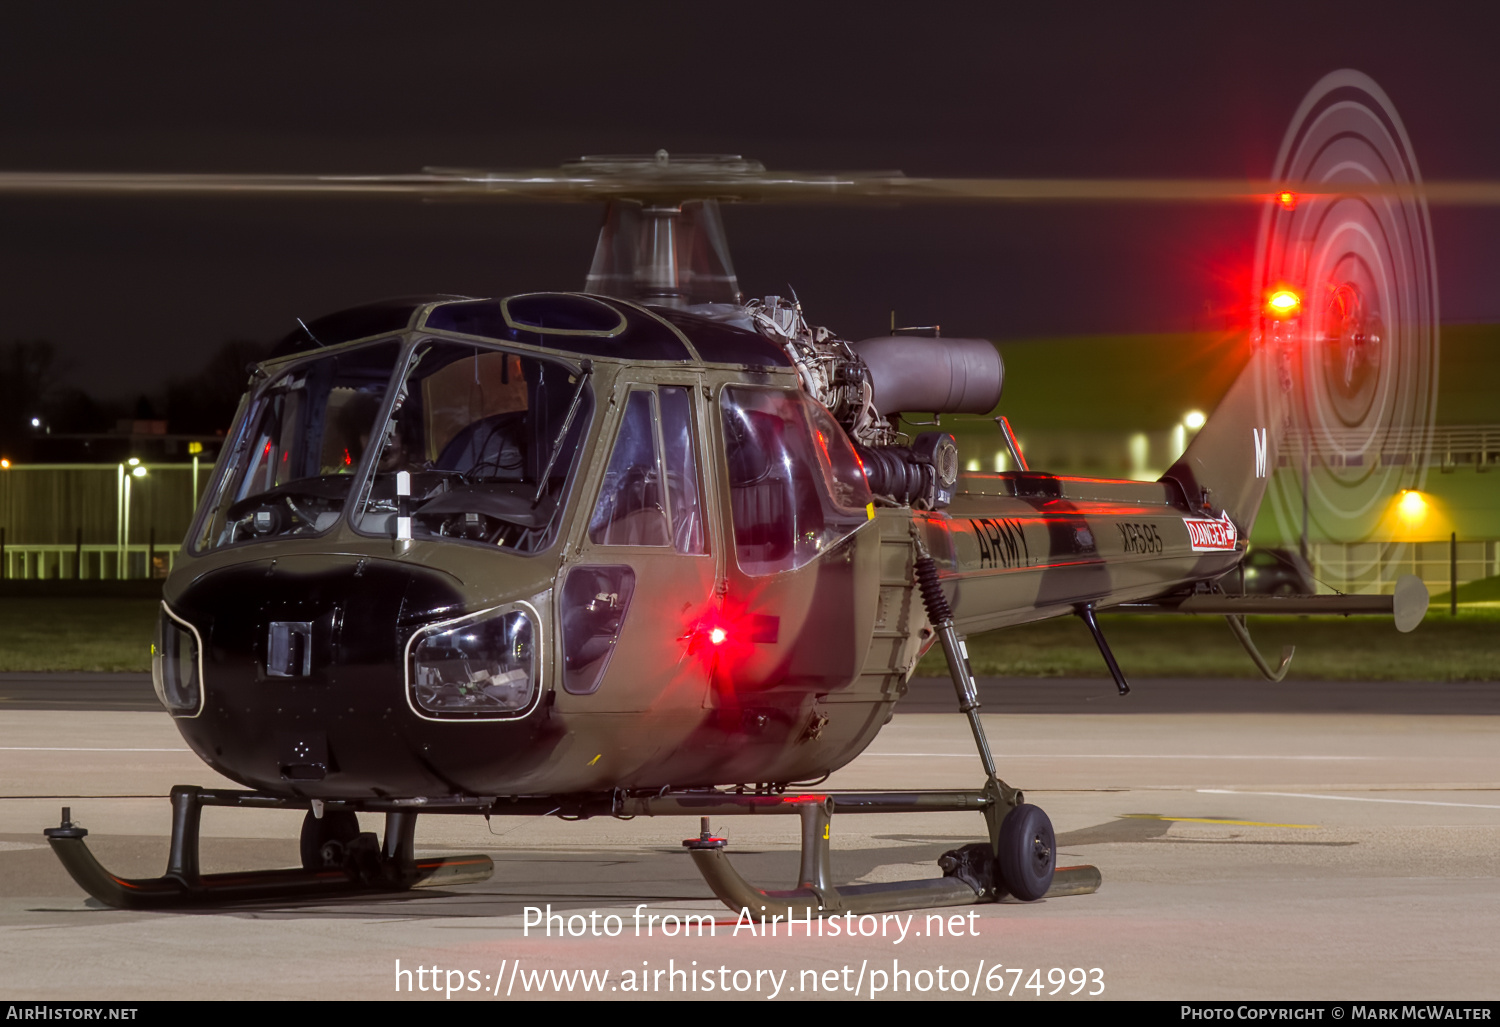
left=587, top=386, right=708, bottom=552
left=192, top=340, right=402, bottom=552
left=351, top=340, right=592, bottom=553
left=721, top=387, right=872, bottom=575
left=589, top=391, right=671, bottom=547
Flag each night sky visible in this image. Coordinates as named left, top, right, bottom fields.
left=2, top=3, right=1498, bottom=398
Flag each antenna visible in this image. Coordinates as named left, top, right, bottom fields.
left=296, top=317, right=326, bottom=348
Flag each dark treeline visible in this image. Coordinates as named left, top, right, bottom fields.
left=0, top=338, right=270, bottom=460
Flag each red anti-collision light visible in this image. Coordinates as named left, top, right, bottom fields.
left=1277, top=190, right=1298, bottom=210
left=709, top=627, right=727, bottom=645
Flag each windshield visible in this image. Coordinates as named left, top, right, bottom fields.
left=193, top=340, right=402, bottom=552
left=351, top=340, right=592, bottom=553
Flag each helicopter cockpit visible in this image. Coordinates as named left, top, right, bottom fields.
left=194, top=325, right=594, bottom=557
left=352, top=339, right=592, bottom=553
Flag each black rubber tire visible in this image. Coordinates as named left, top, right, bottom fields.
left=299, top=810, right=361, bottom=871
left=997, top=803, right=1055, bottom=901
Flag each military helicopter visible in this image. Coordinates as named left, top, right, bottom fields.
left=25, top=70, right=1451, bottom=915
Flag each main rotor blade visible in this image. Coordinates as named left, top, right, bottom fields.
left=2, top=169, right=1500, bottom=205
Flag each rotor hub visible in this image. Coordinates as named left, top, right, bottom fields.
left=1317, top=270, right=1383, bottom=427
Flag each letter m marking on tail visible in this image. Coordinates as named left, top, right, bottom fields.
left=1253, top=428, right=1268, bottom=478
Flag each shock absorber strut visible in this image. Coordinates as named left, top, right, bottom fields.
left=910, top=527, right=1020, bottom=813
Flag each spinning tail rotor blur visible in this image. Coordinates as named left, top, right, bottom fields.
left=1251, top=71, right=1441, bottom=575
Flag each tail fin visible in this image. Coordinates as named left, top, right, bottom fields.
left=1162, top=341, right=1288, bottom=536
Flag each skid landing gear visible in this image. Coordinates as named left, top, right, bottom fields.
left=44, top=785, right=1099, bottom=914
left=43, top=786, right=494, bottom=910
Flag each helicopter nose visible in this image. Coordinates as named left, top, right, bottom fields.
left=161, top=554, right=531, bottom=796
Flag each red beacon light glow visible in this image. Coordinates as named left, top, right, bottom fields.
left=709, top=627, right=727, bottom=646
left=1277, top=190, right=1298, bottom=210
left=1267, top=289, right=1302, bottom=318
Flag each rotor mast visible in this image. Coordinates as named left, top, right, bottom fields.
left=579, top=152, right=745, bottom=309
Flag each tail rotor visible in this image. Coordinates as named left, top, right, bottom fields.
left=1255, top=70, right=1441, bottom=574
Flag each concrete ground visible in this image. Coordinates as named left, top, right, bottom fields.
left=1, top=675, right=1497, bottom=1001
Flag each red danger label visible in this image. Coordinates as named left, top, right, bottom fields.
left=1183, top=512, right=1238, bottom=552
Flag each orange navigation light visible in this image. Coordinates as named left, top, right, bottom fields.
left=1277, top=190, right=1298, bottom=210
left=0, top=458, right=9, bottom=469
left=1267, top=289, right=1301, bottom=318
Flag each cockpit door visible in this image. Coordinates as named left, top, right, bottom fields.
left=554, top=375, right=719, bottom=714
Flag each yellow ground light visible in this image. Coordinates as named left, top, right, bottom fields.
left=1378, top=488, right=1455, bottom=542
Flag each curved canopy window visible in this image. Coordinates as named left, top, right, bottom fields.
left=720, top=387, right=872, bottom=575
left=193, top=340, right=402, bottom=552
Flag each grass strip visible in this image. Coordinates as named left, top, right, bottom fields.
left=918, top=607, right=1500, bottom=681
left=0, top=598, right=160, bottom=672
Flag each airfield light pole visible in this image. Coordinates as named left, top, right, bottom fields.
left=123, top=464, right=147, bottom=580
left=1450, top=532, right=1458, bottom=616
left=189, top=440, right=203, bottom=502
left=1300, top=439, right=1311, bottom=564
left=122, top=472, right=132, bottom=580
left=115, top=463, right=124, bottom=579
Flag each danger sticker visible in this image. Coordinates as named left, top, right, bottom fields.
left=1182, top=511, right=1238, bottom=552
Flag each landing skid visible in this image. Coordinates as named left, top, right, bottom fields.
left=43, top=786, right=494, bottom=910
left=43, top=785, right=1099, bottom=914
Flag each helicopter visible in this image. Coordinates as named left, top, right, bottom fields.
left=26, top=70, right=1449, bottom=917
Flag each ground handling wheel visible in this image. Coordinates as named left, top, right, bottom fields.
left=997, top=803, right=1056, bottom=901
left=299, top=809, right=361, bottom=871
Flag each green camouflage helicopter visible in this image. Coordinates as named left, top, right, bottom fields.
left=18, top=70, right=1448, bottom=916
